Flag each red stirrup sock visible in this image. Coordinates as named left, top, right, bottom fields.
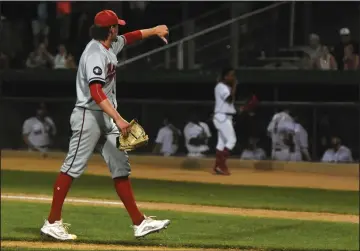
left=114, top=177, right=144, bottom=226
left=48, top=172, right=73, bottom=223
left=214, top=150, right=223, bottom=169
left=222, top=148, right=231, bottom=174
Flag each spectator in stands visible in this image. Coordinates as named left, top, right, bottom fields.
left=343, top=44, right=359, bottom=70
left=333, top=27, right=359, bottom=70
left=315, top=46, right=337, bottom=70
left=31, top=2, right=49, bottom=48
left=54, top=44, right=77, bottom=69
left=56, top=2, right=71, bottom=44
left=53, top=44, right=67, bottom=69
left=183, top=112, right=212, bottom=158
left=26, top=42, right=54, bottom=69
left=153, top=117, right=181, bottom=156
left=300, top=53, right=313, bottom=69
left=65, top=54, right=77, bottom=69
left=321, top=136, right=353, bottom=163
left=304, top=33, right=322, bottom=68
left=22, top=104, right=57, bottom=158
left=240, top=137, right=266, bottom=160
left=0, top=51, right=9, bottom=69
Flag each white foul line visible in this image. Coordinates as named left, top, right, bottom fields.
left=1, top=195, right=125, bottom=207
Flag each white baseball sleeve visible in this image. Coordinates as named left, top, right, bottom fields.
left=112, top=36, right=126, bottom=55
left=86, top=53, right=107, bottom=86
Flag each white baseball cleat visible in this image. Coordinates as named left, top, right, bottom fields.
left=134, top=216, right=170, bottom=238
left=40, top=219, right=77, bottom=240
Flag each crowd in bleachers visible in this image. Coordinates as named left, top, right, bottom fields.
left=303, top=28, right=359, bottom=70
left=1, top=2, right=359, bottom=71
left=263, top=28, right=359, bottom=70
left=0, top=1, right=170, bottom=69
left=0, top=1, right=228, bottom=70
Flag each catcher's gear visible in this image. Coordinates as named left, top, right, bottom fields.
left=117, top=120, right=149, bottom=151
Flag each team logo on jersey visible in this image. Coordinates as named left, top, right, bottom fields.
left=93, top=66, right=102, bottom=76
left=106, top=64, right=116, bottom=82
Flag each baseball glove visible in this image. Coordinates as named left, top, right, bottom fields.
left=117, top=119, right=149, bottom=151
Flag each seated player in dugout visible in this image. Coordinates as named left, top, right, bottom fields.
left=153, top=116, right=181, bottom=156
left=183, top=111, right=212, bottom=158
left=321, top=136, right=353, bottom=163
left=240, top=137, right=266, bottom=160
left=22, top=104, right=57, bottom=158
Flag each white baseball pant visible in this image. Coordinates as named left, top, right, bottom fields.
left=213, top=113, right=237, bottom=151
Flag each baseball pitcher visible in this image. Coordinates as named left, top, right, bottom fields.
left=40, top=10, right=170, bottom=241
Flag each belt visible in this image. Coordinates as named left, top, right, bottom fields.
left=216, top=112, right=236, bottom=116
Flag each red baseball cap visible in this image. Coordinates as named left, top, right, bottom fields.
left=94, top=10, right=126, bottom=27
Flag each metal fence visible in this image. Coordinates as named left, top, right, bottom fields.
left=118, top=2, right=292, bottom=70
left=121, top=3, right=232, bottom=63
left=1, top=98, right=358, bottom=161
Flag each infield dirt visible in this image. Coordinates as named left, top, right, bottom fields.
left=1, top=153, right=358, bottom=191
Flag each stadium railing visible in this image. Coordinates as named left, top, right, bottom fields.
left=117, top=2, right=295, bottom=70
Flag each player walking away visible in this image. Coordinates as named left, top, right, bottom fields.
left=267, top=109, right=297, bottom=161
left=212, top=67, right=238, bottom=175
left=22, top=105, right=56, bottom=158
left=40, top=10, right=170, bottom=241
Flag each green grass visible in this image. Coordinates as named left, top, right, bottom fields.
left=1, top=201, right=359, bottom=251
left=0, top=249, right=148, bottom=251
left=1, top=170, right=358, bottom=215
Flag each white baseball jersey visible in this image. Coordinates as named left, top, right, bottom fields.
left=240, top=148, right=266, bottom=160
left=155, top=126, right=179, bottom=156
left=214, top=82, right=236, bottom=114
left=75, top=36, right=125, bottom=110
left=184, top=121, right=211, bottom=154
left=267, top=112, right=296, bottom=150
left=22, top=116, right=56, bottom=147
left=321, top=146, right=353, bottom=163
left=184, top=121, right=211, bottom=144
left=294, top=123, right=308, bottom=152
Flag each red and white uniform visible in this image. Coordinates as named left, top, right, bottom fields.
left=213, top=82, right=237, bottom=151
left=75, top=37, right=125, bottom=110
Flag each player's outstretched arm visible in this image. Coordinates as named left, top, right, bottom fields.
left=122, top=25, right=169, bottom=45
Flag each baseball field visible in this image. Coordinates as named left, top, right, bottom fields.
left=1, top=151, right=359, bottom=251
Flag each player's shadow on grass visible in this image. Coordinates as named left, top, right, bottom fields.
left=13, top=227, right=40, bottom=235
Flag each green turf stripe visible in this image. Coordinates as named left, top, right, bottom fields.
left=1, top=170, right=358, bottom=215
left=1, top=201, right=359, bottom=251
